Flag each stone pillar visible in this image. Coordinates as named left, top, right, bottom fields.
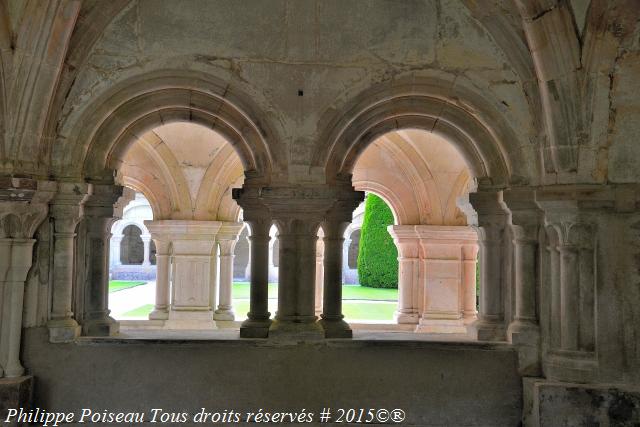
left=468, top=191, right=508, bottom=341
left=315, top=230, right=324, bottom=317
left=388, top=226, right=420, bottom=325
left=110, top=235, right=123, bottom=267
left=234, top=183, right=363, bottom=339
left=47, top=182, right=91, bottom=343
left=214, top=222, right=244, bottom=321
left=239, top=216, right=272, bottom=338
left=146, top=228, right=170, bottom=320
left=504, top=188, right=542, bottom=375
left=271, top=216, right=324, bottom=338
left=0, top=179, right=54, bottom=377
left=81, top=184, right=123, bottom=336
left=319, top=203, right=358, bottom=338
left=141, top=235, right=151, bottom=266
left=412, top=226, right=478, bottom=334
left=536, top=189, right=599, bottom=383
left=462, top=242, right=479, bottom=324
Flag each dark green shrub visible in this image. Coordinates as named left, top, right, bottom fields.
left=357, top=194, right=398, bottom=288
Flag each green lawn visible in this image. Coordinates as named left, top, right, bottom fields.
left=231, top=283, right=397, bottom=301
left=118, top=284, right=398, bottom=321
left=109, top=280, right=146, bottom=293
left=232, top=282, right=278, bottom=299
left=122, top=304, right=154, bottom=317
left=343, top=302, right=396, bottom=321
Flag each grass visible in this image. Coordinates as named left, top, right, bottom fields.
left=231, top=282, right=397, bottom=301
left=341, top=285, right=397, bottom=301
left=117, top=284, right=399, bottom=321
left=343, top=302, right=396, bottom=321
left=122, top=304, right=154, bottom=317
left=109, top=280, right=146, bottom=293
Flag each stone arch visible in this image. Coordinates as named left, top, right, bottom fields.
left=53, top=71, right=284, bottom=184
left=351, top=181, right=402, bottom=225
left=313, top=78, right=529, bottom=188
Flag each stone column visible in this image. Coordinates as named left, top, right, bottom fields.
left=504, top=188, right=542, bottom=375
left=315, top=230, right=324, bottom=317
left=146, top=228, right=170, bottom=320
left=81, top=184, right=123, bottom=336
left=48, top=182, right=91, bottom=343
left=240, top=217, right=272, bottom=337
left=272, top=216, right=324, bottom=338
left=141, top=235, right=151, bottom=266
left=319, top=213, right=351, bottom=338
left=110, top=235, right=123, bottom=267
left=388, top=226, right=420, bottom=324
left=214, top=222, right=244, bottom=321
left=468, top=191, right=508, bottom=341
left=413, top=225, right=478, bottom=334
left=462, top=243, right=479, bottom=324
left=0, top=178, right=54, bottom=377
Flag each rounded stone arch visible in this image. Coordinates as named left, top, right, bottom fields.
left=53, top=71, right=285, bottom=184
left=351, top=181, right=403, bottom=226
left=120, top=177, right=165, bottom=220
left=313, top=77, right=531, bottom=188
left=111, top=218, right=150, bottom=238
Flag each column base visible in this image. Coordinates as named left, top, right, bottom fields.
left=0, top=376, right=33, bottom=424
left=240, top=318, right=272, bottom=338
left=469, top=318, right=506, bottom=342
left=82, top=316, right=120, bottom=336
left=318, top=318, right=352, bottom=338
left=415, top=318, right=467, bottom=334
left=3, top=361, right=24, bottom=378
left=149, top=308, right=169, bottom=320
left=395, top=311, right=420, bottom=324
left=269, top=320, right=325, bottom=340
left=47, top=318, right=81, bottom=343
left=165, top=309, right=216, bottom=329
left=508, top=320, right=541, bottom=376
left=213, top=308, right=235, bottom=321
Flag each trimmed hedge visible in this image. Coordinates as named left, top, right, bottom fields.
left=357, top=194, right=398, bottom=288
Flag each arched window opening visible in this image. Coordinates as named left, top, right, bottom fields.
left=347, top=229, right=360, bottom=269
left=120, top=225, right=144, bottom=265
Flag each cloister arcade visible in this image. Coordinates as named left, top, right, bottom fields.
left=104, top=121, right=480, bottom=335
left=2, top=2, right=637, bottom=422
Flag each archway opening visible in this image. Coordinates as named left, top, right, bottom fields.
left=346, top=129, right=480, bottom=333
left=106, top=121, right=255, bottom=327
left=108, top=191, right=156, bottom=320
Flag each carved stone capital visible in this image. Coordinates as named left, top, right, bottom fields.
left=50, top=182, right=91, bottom=233
left=0, top=178, right=56, bottom=239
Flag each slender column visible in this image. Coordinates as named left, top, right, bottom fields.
left=214, top=222, right=243, bottom=321
left=0, top=240, right=35, bottom=377
left=82, top=184, right=123, bottom=336
left=319, top=217, right=351, bottom=338
left=141, top=235, right=151, bottom=266
left=546, top=230, right=562, bottom=350
left=388, top=226, right=420, bottom=324
left=315, top=230, right=324, bottom=316
left=47, top=182, right=90, bottom=343
left=469, top=191, right=507, bottom=342
left=559, top=245, right=579, bottom=351
left=148, top=238, right=170, bottom=320
left=240, top=217, right=272, bottom=337
left=111, top=235, right=123, bottom=267
left=462, top=243, right=479, bottom=324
